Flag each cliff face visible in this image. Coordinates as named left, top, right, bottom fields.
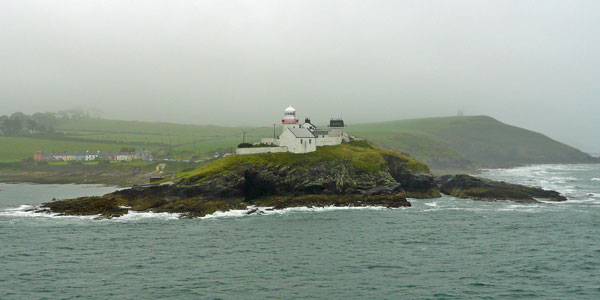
left=175, top=141, right=439, bottom=199
left=178, top=157, right=437, bottom=200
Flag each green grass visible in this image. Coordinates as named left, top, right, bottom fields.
left=57, top=118, right=273, bottom=159
left=0, top=119, right=271, bottom=162
left=177, top=141, right=430, bottom=183
left=347, top=115, right=596, bottom=170
left=1, top=116, right=594, bottom=172
left=0, top=136, right=141, bottom=163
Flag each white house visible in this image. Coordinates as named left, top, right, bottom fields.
left=85, top=153, right=98, bottom=161
left=279, top=127, right=316, bottom=154
left=85, top=151, right=100, bottom=161
left=236, top=105, right=349, bottom=155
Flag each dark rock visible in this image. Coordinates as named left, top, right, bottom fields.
left=42, top=153, right=427, bottom=217
left=362, top=183, right=403, bottom=196
left=246, top=208, right=261, bottom=215
left=436, top=174, right=567, bottom=203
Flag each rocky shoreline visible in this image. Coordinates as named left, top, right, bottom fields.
left=37, top=142, right=568, bottom=219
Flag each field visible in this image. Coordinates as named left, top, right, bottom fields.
left=57, top=119, right=273, bottom=158
left=0, top=136, right=143, bottom=163
left=0, top=116, right=595, bottom=173
left=0, top=119, right=273, bottom=163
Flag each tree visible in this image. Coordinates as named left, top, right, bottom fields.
left=10, top=112, right=27, bottom=120
left=1, top=118, right=23, bottom=135
left=31, top=112, right=60, bottom=128
left=25, top=119, right=39, bottom=133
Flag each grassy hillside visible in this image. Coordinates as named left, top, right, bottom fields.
left=177, top=141, right=430, bottom=183
left=347, top=116, right=596, bottom=171
left=0, top=136, right=144, bottom=163
left=57, top=118, right=272, bottom=158
left=0, top=118, right=271, bottom=162
left=0, top=116, right=595, bottom=173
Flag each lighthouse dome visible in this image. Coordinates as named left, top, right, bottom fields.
left=284, top=106, right=296, bottom=114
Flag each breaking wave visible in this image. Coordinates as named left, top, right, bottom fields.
left=0, top=205, right=98, bottom=220
left=0, top=205, right=180, bottom=221
left=200, top=205, right=394, bottom=219
left=0, top=204, right=394, bottom=221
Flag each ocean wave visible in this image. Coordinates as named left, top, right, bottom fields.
left=109, top=211, right=181, bottom=221
left=0, top=205, right=98, bottom=220
left=0, top=205, right=180, bottom=221
left=591, top=178, right=600, bottom=181
left=1, top=205, right=395, bottom=221
left=200, top=205, right=394, bottom=219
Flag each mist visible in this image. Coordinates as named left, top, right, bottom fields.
left=1, top=0, right=599, bottom=152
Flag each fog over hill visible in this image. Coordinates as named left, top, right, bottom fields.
left=1, top=1, right=600, bottom=152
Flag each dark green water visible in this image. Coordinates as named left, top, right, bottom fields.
left=1, top=165, right=599, bottom=299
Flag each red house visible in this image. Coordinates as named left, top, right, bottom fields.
left=33, top=152, right=43, bottom=161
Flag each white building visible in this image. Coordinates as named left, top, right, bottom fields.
left=85, top=153, right=98, bottom=161
left=279, top=127, right=316, bottom=154
left=236, top=105, right=349, bottom=155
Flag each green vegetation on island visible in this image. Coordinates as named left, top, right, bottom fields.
left=177, top=140, right=430, bottom=183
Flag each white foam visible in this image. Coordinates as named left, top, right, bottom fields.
left=424, top=202, right=438, bottom=207
left=1, top=204, right=397, bottom=221
left=0, top=205, right=180, bottom=221
left=200, top=205, right=394, bottom=219
left=591, top=178, right=600, bottom=181
left=110, top=210, right=180, bottom=221
left=199, top=208, right=251, bottom=219
left=0, top=205, right=98, bottom=220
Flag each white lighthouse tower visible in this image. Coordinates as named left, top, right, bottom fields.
left=282, top=105, right=299, bottom=132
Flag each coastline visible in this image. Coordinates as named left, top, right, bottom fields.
left=0, top=170, right=152, bottom=187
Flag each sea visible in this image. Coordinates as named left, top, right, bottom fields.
left=1, top=164, right=599, bottom=299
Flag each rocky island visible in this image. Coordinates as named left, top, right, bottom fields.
left=39, top=141, right=567, bottom=218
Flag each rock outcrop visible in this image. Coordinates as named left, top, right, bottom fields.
left=41, top=141, right=437, bottom=218
left=39, top=141, right=569, bottom=218
left=436, top=174, right=567, bottom=203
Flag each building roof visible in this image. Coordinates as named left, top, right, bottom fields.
left=329, top=118, right=345, bottom=128
left=313, top=130, right=329, bottom=136
left=287, top=127, right=315, bottom=138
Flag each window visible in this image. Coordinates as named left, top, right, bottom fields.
left=309, top=139, right=312, bottom=144
left=300, top=139, right=303, bottom=144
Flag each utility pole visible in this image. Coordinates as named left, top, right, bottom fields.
left=243, top=132, right=246, bottom=144
left=273, top=124, right=276, bottom=139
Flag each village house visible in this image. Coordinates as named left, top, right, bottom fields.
left=33, top=150, right=153, bottom=162
left=85, top=151, right=100, bottom=161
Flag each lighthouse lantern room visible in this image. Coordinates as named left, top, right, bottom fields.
left=282, top=105, right=299, bottom=131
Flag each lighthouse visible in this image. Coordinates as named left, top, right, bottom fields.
left=282, top=105, right=299, bottom=132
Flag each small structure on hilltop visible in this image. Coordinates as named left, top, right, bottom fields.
left=236, top=105, right=350, bottom=155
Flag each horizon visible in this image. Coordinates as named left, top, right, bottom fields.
left=2, top=0, right=600, bottom=152
left=4, top=109, right=597, bottom=155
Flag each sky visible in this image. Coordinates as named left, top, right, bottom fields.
left=1, top=0, right=599, bottom=152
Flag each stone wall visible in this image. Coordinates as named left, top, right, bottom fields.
left=316, top=136, right=342, bottom=146
left=235, top=147, right=288, bottom=155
